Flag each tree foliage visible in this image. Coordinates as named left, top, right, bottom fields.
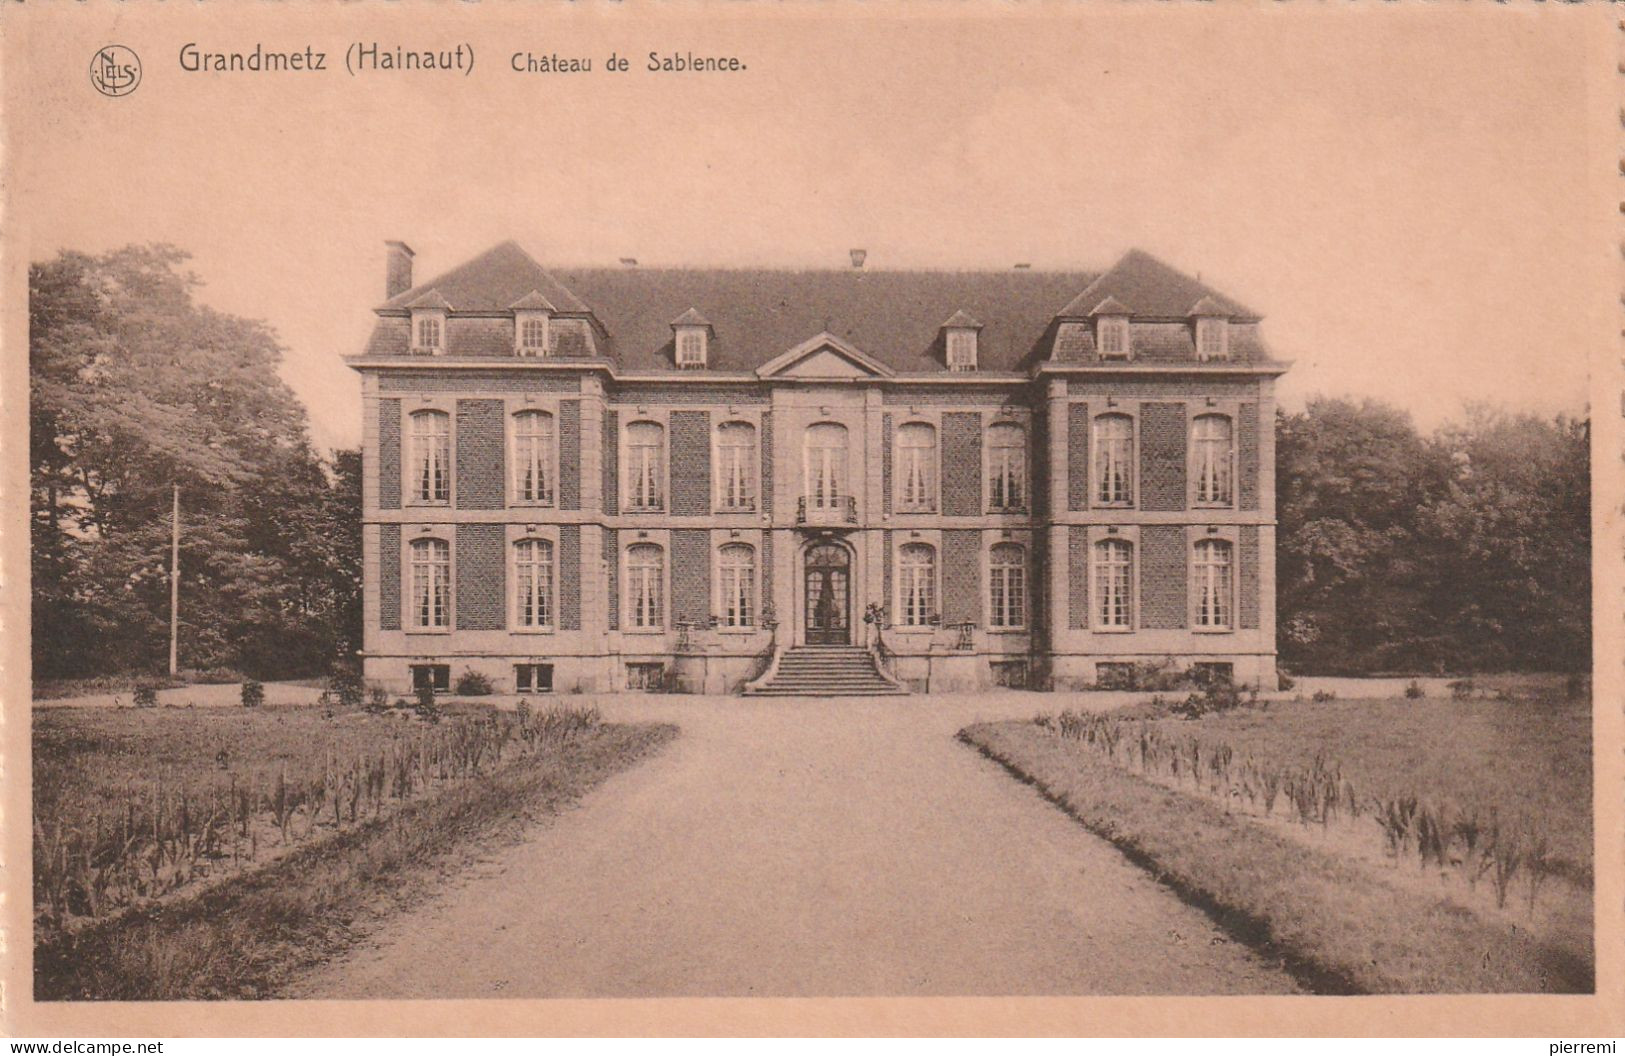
left=30, top=245, right=360, bottom=680
left=1277, top=397, right=1589, bottom=675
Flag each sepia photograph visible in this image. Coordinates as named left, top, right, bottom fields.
left=2, top=0, right=1620, bottom=1039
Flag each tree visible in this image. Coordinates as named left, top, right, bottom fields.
left=30, top=245, right=360, bottom=680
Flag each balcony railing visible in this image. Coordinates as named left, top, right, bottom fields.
left=796, top=495, right=858, bottom=526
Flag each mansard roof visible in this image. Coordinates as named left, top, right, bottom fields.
left=367, top=242, right=1277, bottom=370
left=1057, top=249, right=1256, bottom=320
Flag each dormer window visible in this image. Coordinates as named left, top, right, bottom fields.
left=941, top=310, right=982, bottom=372
left=516, top=312, right=550, bottom=357
left=411, top=310, right=446, bottom=355
left=1196, top=317, right=1228, bottom=361
left=671, top=307, right=712, bottom=369
left=1098, top=316, right=1130, bottom=359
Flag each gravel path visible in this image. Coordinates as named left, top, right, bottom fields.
left=292, top=696, right=1299, bottom=998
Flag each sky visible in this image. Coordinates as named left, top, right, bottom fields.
left=8, top=5, right=1609, bottom=455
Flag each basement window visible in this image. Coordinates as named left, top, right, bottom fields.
left=515, top=663, right=554, bottom=693
left=410, top=664, right=450, bottom=694
left=626, top=661, right=666, bottom=691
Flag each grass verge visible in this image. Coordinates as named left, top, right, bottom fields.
left=35, top=721, right=678, bottom=1000
left=960, top=720, right=1591, bottom=995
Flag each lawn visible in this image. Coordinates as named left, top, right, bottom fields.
left=33, top=700, right=679, bottom=999
left=1132, top=695, right=1592, bottom=880
left=960, top=718, right=1591, bottom=994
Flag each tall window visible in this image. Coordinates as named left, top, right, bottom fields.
left=989, top=543, right=1026, bottom=629
left=716, top=422, right=757, bottom=510
left=626, top=421, right=664, bottom=511
left=896, top=422, right=937, bottom=512
left=1192, top=414, right=1234, bottom=506
left=1098, top=317, right=1129, bottom=358
left=512, top=410, right=555, bottom=504
left=415, top=314, right=442, bottom=352
left=718, top=543, right=756, bottom=628
left=519, top=316, right=548, bottom=355
left=805, top=423, right=848, bottom=510
left=1093, top=414, right=1134, bottom=506
left=1094, top=539, right=1133, bottom=629
left=1196, top=318, right=1228, bottom=360
left=626, top=544, right=664, bottom=630
left=513, top=538, right=554, bottom=629
left=898, top=543, right=936, bottom=627
left=987, top=423, right=1026, bottom=510
left=1193, top=539, right=1233, bottom=629
left=409, top=410, right=451, bottom=503
left=410, top=538, right=451, bottom=629
left=946, top=330, right=978, bottom=371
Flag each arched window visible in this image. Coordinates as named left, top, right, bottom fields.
left=1193, top=539, right=1233, bottom=629
left=805, top=423, right=848, bottom=511
left=1192, top=414, right=1234, bottom=506
left=512, top=410, right=555, bottom=504
left=409, top=537, right=451, bottom=629
left=409, top=410, right=451, bottom=503
left=987, top=423, right=1026, bottom=511
left=1093, top=538, right=1134, bottom=629
left=513, top=538, right=554, bottom=629
left=626, top=543, right=664, bottom=630
left=626, top=421, right=665, bottom=511
left=898, top=543, right=936, bottom=627
left=718, top=543, right=756, bottom=628
left=715, top=421, right=757, bottom=511
left=989, top=543, right=1026, bottom=629
left=1093, top=414, right=1134, bottom=506
left=896, top=422, right=937, bottom=512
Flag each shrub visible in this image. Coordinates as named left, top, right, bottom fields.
left=1095, top=657, right=1189, bottom=692
left=1449, top=678, right=1476, bottom=700
left=179, top=666, right=245, bottom=685
left=1170, top=682, right=1245, bottom=720
left=1404, top=679, right=1425, bottom=700
left=1311, top=689, right=1337, bottom=703
left=1277, top=669, right=1296, bottom=692
left=330, top=668, right=365, bottom=710
left=240, top=680, right=265, bottom=708
left=133, top=684, right=159, bottom=709
left=454, top=669, right=495, bottom=696
left=366, top=685, right=391, bottom=714
left=415, top=683, right=436, bottom=709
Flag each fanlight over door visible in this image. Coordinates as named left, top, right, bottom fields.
left=803, top=542, right=851, bottom=645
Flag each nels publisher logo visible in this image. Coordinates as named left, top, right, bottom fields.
left=90, top=45, right=141, bottom=97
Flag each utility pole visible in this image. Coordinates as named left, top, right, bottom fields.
left=169, top=484, right=180, bottom=677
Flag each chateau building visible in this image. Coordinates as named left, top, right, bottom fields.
left=349, top=241, right=1285, bottom=695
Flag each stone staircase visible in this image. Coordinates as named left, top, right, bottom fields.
left=744, top=645, right=907, bottom=696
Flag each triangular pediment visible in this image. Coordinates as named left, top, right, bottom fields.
left=757, top=332, right=895, bottom=379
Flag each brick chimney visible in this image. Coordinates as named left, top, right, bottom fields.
left=385, top=241, right=415, bottom=299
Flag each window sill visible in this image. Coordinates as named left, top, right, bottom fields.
left=623, top=626, right=666, bottom=635
left=1193, top=502, right=1235, bottom=511
left=512, top=500, right=557, bottom=509
left=988, top=508, right=1029, bottom=516
left=1094, top=502, right=1135, bottom=510
left=716, top=506, right=758, bottom=515
left=1193, top=626, right=1235, bottom=634
left=986, top=626, right=1028, bottom=634
left=625, top=507, right=666, bottom=515
left=893, top=625, right=935, bottom=634
left=406, top=627, right=453, bottom=635
left=716, top=625, right=757, bottom=635
left=1093, top=625, right=1134, bottom=634
left=406, top=500, right=452, bottom=508
left=896, top=506, right=939, bottom=516
left=512, top=627, right=555, bottom=635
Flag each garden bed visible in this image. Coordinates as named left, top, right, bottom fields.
left=959, top=717, right=1592, bottom=994
left=33, top=702, right=678, bottom=999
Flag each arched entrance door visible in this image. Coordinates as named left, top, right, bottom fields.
left=803, top=542, right=851, bottom=644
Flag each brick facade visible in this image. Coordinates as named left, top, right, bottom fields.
left=1140, top=402, right=1187, bottom=512
left=671, top=529, right=710, bottom=627
left=356, top=243, right=1281, bottom=693
left=941, top=528, right=982, bottom=625
left=558, top=400, right=581, bottom=511
left=455, top=399, right=506, bottom=510
left=379, top=523, right=401, bottom=630
left=1140, top=525, right=1187, bottom=629
left=378, top=399, right=401, bottom=510
left=669, top=410, right=711, bottom=516
left=941, top=412, right=982, bottom=517
left=559, top=524, right=582, bottom=630
left=455, top=523, right=505, bottom=630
